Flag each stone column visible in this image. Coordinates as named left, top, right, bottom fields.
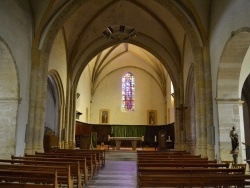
left=193, top=47, right=207, bottom=157
left=26, top=48, right=47, bottom=154
left=64, top=80, right=71, bottom=149
left=69, top=85, right=76, bottom=149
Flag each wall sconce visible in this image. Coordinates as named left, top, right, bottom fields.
left=76, top=93, right=80, bottom=99
left=171, top=93, right=174, bottom=98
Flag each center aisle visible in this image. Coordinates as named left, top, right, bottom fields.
left=85, top=150, right=137, bottom=188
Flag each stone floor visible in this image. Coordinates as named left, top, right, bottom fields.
left=85, top=150, right=137, bottom=188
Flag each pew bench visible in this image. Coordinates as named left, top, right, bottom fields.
left=137, top=150, right=190, bottom=155
left=137, top=159, right=217, bottom=164
left=0, top=159, right=84, bottom=188
left=0, top=163, right=73, bottom=188
left=48, top=149, right=105, bottom=169
left=137, top=167, right=246, bottom=175
left=0, top=169, right=58, bottom=188
left=137, top=155, right=208, bottom=160
left=138, top=174, right=250, bottom=187
left=137, top=162, right=229, bottom=168
left=24, top=153, right=95, bottom=179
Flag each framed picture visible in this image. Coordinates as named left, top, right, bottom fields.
left=100, top=109, right=110, bottom=124
left=148, top=110, right=157, bottom=125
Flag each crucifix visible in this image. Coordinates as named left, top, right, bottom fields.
left=176, top=104, right=188, bottom=130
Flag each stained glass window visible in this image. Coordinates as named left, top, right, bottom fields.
left=122, top=72, right=135, bottom=111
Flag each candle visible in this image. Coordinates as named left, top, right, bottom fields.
left=168, top=136, right=170, bottom=140
left=108, top=135, right=110, bottom=141
left=142, top=136, right=144, bottom=142
left=154, top=135, right=157, bottom=142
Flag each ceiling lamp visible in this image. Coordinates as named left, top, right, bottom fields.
left=102, top=25, right=137, bottom=41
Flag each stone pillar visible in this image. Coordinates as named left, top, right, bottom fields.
left=68, top=85, right=76, bottom=149
left=173, top=91, right=182, bottom=151
left=203, top=46, right=215, bottom=160
left=26, top=48, right=47, bottom=154
left=193, top=47, right=207, bottom=157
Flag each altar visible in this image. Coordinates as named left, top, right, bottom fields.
left=108, top=136, right=143, bottom=150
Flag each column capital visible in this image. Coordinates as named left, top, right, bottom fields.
left=215, top=98, right=244, bottom=105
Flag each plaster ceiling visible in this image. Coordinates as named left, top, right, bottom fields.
left=28, top=0, right=210, bottom=90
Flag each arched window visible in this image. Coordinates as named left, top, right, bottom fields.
left=122, top=72, right=135, bottom=111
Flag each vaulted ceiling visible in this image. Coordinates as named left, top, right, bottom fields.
left=28, top=0, right=211, bottom=92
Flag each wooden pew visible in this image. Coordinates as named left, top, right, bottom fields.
left=24, top=153, right=95, bottom=178
left=137, top=162, right=229, bottom=168
left=0, top=169, right=58, bottom=188
left=31, top=152, right=96, bottom=176
left=137, top=150, right=190, bottom=155
left=138, top=174, right=250, bottom=187
left=49, top=148, right=105, bottom=169
left=137, top=166, right=246, bottom=175
left=0, top=159, right=84, bottom=188
left=0, top=163, right=73, bottom=188
left=137, top=159, right=217, bottom=164
left=137, top=154, right=206, bottom=159
left=137, top=150, right=245, bottom=187
left=11, top=156, right=87, bottom=186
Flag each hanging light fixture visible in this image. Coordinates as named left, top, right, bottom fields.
left=102, top=25, right=137, bottom=41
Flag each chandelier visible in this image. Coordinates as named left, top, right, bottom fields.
left=102, top=25, right=137, bottom=41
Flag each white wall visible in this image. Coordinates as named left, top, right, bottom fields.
left=90, top=68, right=166, bottom=125
left=76, top=65, right=92, bottom=123
left=48, top=29, right=67, bottom=98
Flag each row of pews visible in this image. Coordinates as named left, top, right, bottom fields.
left=0, top=148, right=105, bottom=187
left=137, top=150, right=250, bottom=187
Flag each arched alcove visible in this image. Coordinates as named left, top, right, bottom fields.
left=217, top=28, right=250, bottom=162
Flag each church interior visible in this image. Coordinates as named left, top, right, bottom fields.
left=1, top=0, right=250, bottom=187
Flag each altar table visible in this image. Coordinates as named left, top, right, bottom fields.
left=108, top=136, right=143, bottom=150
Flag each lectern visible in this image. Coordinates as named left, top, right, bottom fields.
left=158, top=130, right=166, bottom=150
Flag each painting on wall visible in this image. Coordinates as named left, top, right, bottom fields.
left=100, top=109, right=109, bottom=124
left=148, top=110, right=157, bottom=125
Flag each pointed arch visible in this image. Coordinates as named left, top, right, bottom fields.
left=0, top=38, right=18, bottom=158
left=217, top=28, right=250, bottom=162
left=185, top=64, right=196, bottom=154
left=47, top=70, right=65, bottom=148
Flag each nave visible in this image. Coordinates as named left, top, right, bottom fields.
left=86, top=150, right=137, bottom=188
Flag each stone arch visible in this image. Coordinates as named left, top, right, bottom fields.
left=217, top=28, right=250, bottom=162
left=242, top=74, right=250, bottom=159
left=48, top=70, right=66, bottom=149
left=0, top=38, right=19, bottom=158
left=185, top=64, right=196, bottom=154
left=45, top=76, right=59, bottom=135
left=32, top=0, right=210, bottom=151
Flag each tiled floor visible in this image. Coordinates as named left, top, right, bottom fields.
left=85, top=150, right=137, bottom=188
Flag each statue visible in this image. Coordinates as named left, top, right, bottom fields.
left=102, top=111, right=108, bottom=123
left=230, top=126, right=239, bottom=153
